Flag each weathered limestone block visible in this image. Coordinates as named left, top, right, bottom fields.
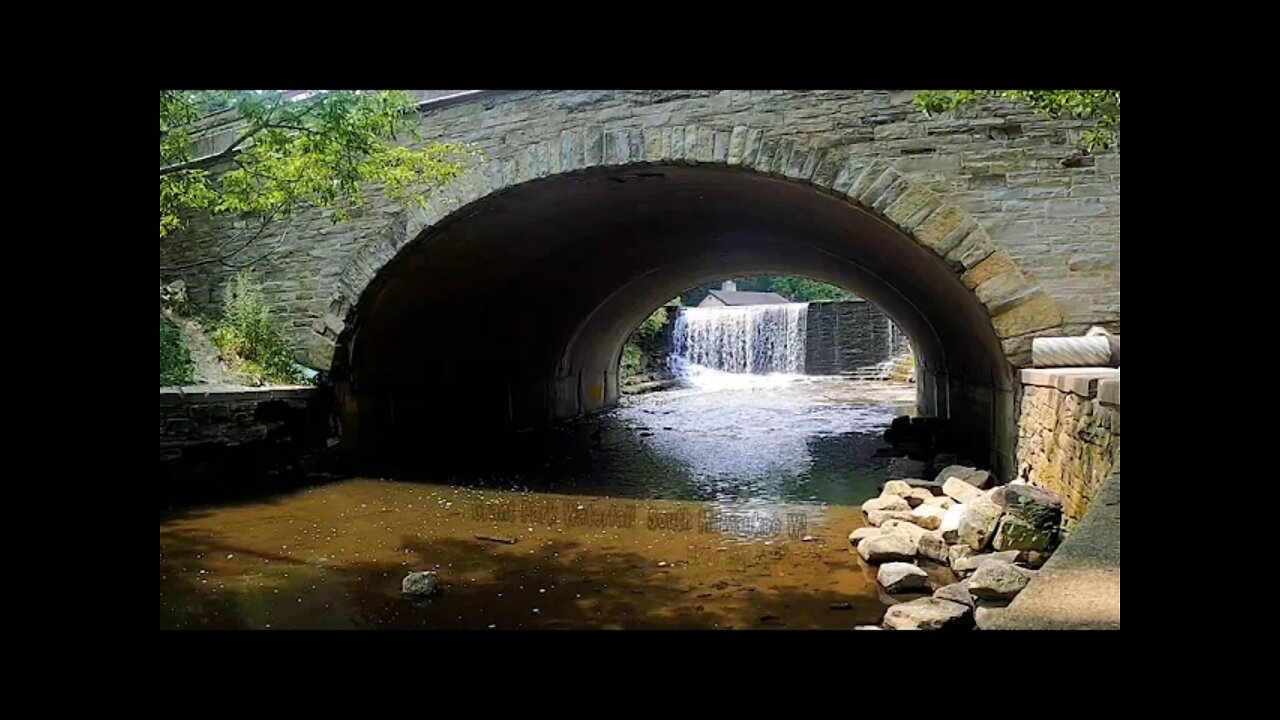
left=923, top=495, right=955, bottom=510
left=857, top=533, right=917, bottom=563
left=881, top=480, right=916, bottom=498
left=938, top=465, right=993, bottom=489
left=880, top=518, right=929, bottom=543
left=918, top=531, right=950, bottom=563
left=867, top=509, right=917, bottom=527
left=940, top=504, right=965, bottom=544
left=877, top=562, right=930, bottom=593
left=951, top=550, right=1021, bottom=574
left=863, top=495, right=911, bottom=514
left=882, top=597, right=973, bottom=630
left=933, top=580, right=975, bottom=609
left=943, top=477, right=985, bottom=504
left=848, top=527, right=883, bottom=546
left=968, top=561, right=1030, bottom=600
left=910, top=505, right=946, bottom=530
left=948, top=544, right=975, bottom=569
left=958, top=497, right=1004, bottom=550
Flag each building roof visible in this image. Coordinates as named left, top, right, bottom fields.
left=700, top=290, right=792, bottom=306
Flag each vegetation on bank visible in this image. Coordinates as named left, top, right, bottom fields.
left=159, top=271, right=306, bottom=387
left=160, top=317, right=195, bottom=387
left=159, top=90, right=474, bottom=389
left=621, top=306, right=672, bottom=380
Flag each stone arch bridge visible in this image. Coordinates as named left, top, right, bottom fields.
left=161, top=90, right=1120, bottom=478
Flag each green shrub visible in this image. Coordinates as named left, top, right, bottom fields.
left=212, top=269, right=304, bottom=385
left=620, top=342, right=644, bottom=379
left=160, top=317, right=195, bottom=386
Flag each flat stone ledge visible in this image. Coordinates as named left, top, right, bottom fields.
left=1097, top=378, right=1120, bottom=407
left=160, top=385, right=315, bottom=405
left=984, top=470, right=1120, bottom=630
left=1020, top=368, right=1120, bottom=398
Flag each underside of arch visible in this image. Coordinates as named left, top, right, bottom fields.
left=327, top=128, right=1065, bottom=480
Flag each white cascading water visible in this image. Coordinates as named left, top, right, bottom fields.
left=670, top=304, right=809, bottom=388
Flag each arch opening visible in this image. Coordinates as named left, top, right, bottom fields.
left=333, top=164, right=1019, bottom=477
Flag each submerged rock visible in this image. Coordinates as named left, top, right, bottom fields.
left=857, top=533, right=917, bottom=563
left=882, top=597, right=973, bottom=630
left=877, top=562, right=930, bottom=593
left=968, top=561, right=1031, bottom=600
left=402, top=571, right=441, bottom=596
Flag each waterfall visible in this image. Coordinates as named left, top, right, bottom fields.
left=671, top=303, right=808, bottom=375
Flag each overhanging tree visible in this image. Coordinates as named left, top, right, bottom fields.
left=160, top=90, right=472, bottom=269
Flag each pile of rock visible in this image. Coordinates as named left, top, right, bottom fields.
left=849, top=466, right=1063, bottom=630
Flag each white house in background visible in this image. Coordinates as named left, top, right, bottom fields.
left=697, top=280, right=790, bottom=308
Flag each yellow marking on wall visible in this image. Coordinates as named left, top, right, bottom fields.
left=588, top=384, right=604, bottom=404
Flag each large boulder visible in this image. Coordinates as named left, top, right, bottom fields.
left=993, top=484, right=1063, bottom=529
left=848, top=527, right=884, bottom=547
left=933, top=580, right=975, bottom=609
left=910, top=504, right=946, bottom=531
left=867, top=509, right=917, bottom=527
left=937, top=465, right=993, bottom=490
left=918, top=531, right=950, bottom=563
left=992, top=514, right=1055, bottom=552
left=877, top=562, right=930, bottom=593
left=402, top=571, right=441, bottom=596
left=958, top=496, right=1004, bottom=550
left=882, top=597, right=973, bottom=630
left=857, top=533, right=917, bottom=563
left=863, top=495, right=911, bottom=513
left=942, top=477, right=984, bottom=504
left=952, top=550, right=1020, bottom=574
left=968, top=561, right=1031, bottom=600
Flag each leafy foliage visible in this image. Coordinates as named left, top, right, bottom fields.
left=210, top=270, right=304, bottom=386
left=160, top=317, right=195, bottom=387
left=914, top=90, right=1120, bottom=152
left=160, top=90, right=473, bottom=239
left=621, top=307, right=672, bottom=380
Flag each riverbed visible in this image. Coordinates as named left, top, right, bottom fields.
left=160, top=375, right=948, bottom=629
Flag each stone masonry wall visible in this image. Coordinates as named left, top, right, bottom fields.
left=160, top=90, right=1120, bottom=370
left=1015, top=369, right=1120, bottom=529
left=160, top=386, right=326, bottom=463
left=805, top=299, right=905, bottom=374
